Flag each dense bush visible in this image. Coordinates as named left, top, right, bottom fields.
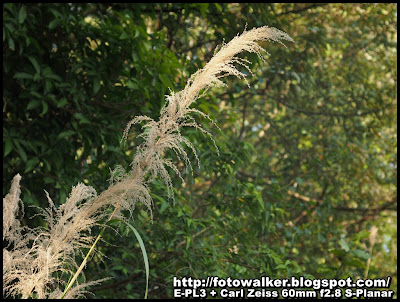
left=3, top=3, right=397, bottom=298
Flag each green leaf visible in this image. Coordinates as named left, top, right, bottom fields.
left=214, top=3, right=223, bottom=12
left=343, top=257, right=365, bottom=269
left=295, top=177, right=303, bottom=186
left=134, top=27, right=140, bottom=38
left=127, top=80, right=138, bottom=90
left=4, top=140, right=13, bottom=157
left=14, top=141, right=27, bottom=162
left=26, top=141, right=38, bottom=154
left=93, top=77, right=100, bottom=94
left=159, top=74, right=173, bottom=88
left=44, top=176, right=55, bottom=184
left=27, top=99, right=41, bottom=110
left=256, top=192, right=265, bottom=210
left=14, top=72, right=33, bottom=80
left=351, top=249, right=371, bottom=260
left=28, top=56, right=40, bottom=74
left=41, top=101, right=48, bottom=115
left=49, top=19, right=58, bottom=30
left=4, top=22, right=15, bottom=34
left=119, top=31, right=129, bottom=40
left=8, top=37, right=15, bottom=50
left=73, top=113, right=90, bottom=124
left=198, top=3, right=209, bottom=18
left=33, top=73, right=41, bottom=82
left=186, top=235, right=191, bottom=250
left=44, top=73, right=62, bottom=82
left=151, top=193, right=169, bottom=213
left=142, top=40, right=151, bottom=51
left=71, top=120, right=78, bottom=130
left=42, top=158, right=51, bottom=171
left=114, top=265, right=128, bottom=276
left=24, top=157, right=39, bottom=173
left=339, top=238, right=350, bottom=252
left=132, top=51, right=138, bottom=62
left=57, top=97, right=68, bottom=108
left=18, top=6, right=27, bottom=24
left=45, top=79, right=52, bottom=92
left=49, top=7, right=62, bottom=19
left=275, top=263, right=287, bottom=270
left=57, top=130, right=76, bottom=140
left=160, top=199, right=169, bottom=213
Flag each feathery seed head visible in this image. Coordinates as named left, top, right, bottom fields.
left=3, top=25, right=292, bottom=298
left=120, top=25, right=293, bottom=211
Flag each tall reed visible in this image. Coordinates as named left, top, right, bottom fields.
left=3, top=25, right=293, bottom=298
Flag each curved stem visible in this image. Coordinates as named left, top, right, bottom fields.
left=60, top=207, right=119, bottom=299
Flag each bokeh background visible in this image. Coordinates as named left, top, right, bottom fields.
left=3, top=3, right=397, bottom=298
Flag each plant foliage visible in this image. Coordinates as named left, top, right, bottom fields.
left=3, top=3, right=397, bottom=299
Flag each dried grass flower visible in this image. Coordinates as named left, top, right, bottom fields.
left=3, top=25, right=292, bottom=298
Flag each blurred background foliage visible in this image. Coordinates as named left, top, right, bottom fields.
left=3, top=3, right=397, bottom=298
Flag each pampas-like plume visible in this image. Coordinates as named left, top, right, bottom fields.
left=3, top=178, right=106, bottom=298
left=3, top=174, right=22, bottom=243
left=3, top=25, right=292, bottom=298
left=114, top=25, right=293, bottom=215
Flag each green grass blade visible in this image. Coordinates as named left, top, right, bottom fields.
left=110, top=219, right=149, bottom=299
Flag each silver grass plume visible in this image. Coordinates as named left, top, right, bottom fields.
left=3, top=25, right=292, bottom=298
left=115, top=25, right=294, bottom=216
left=3, top=178, right=107, bottom=298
